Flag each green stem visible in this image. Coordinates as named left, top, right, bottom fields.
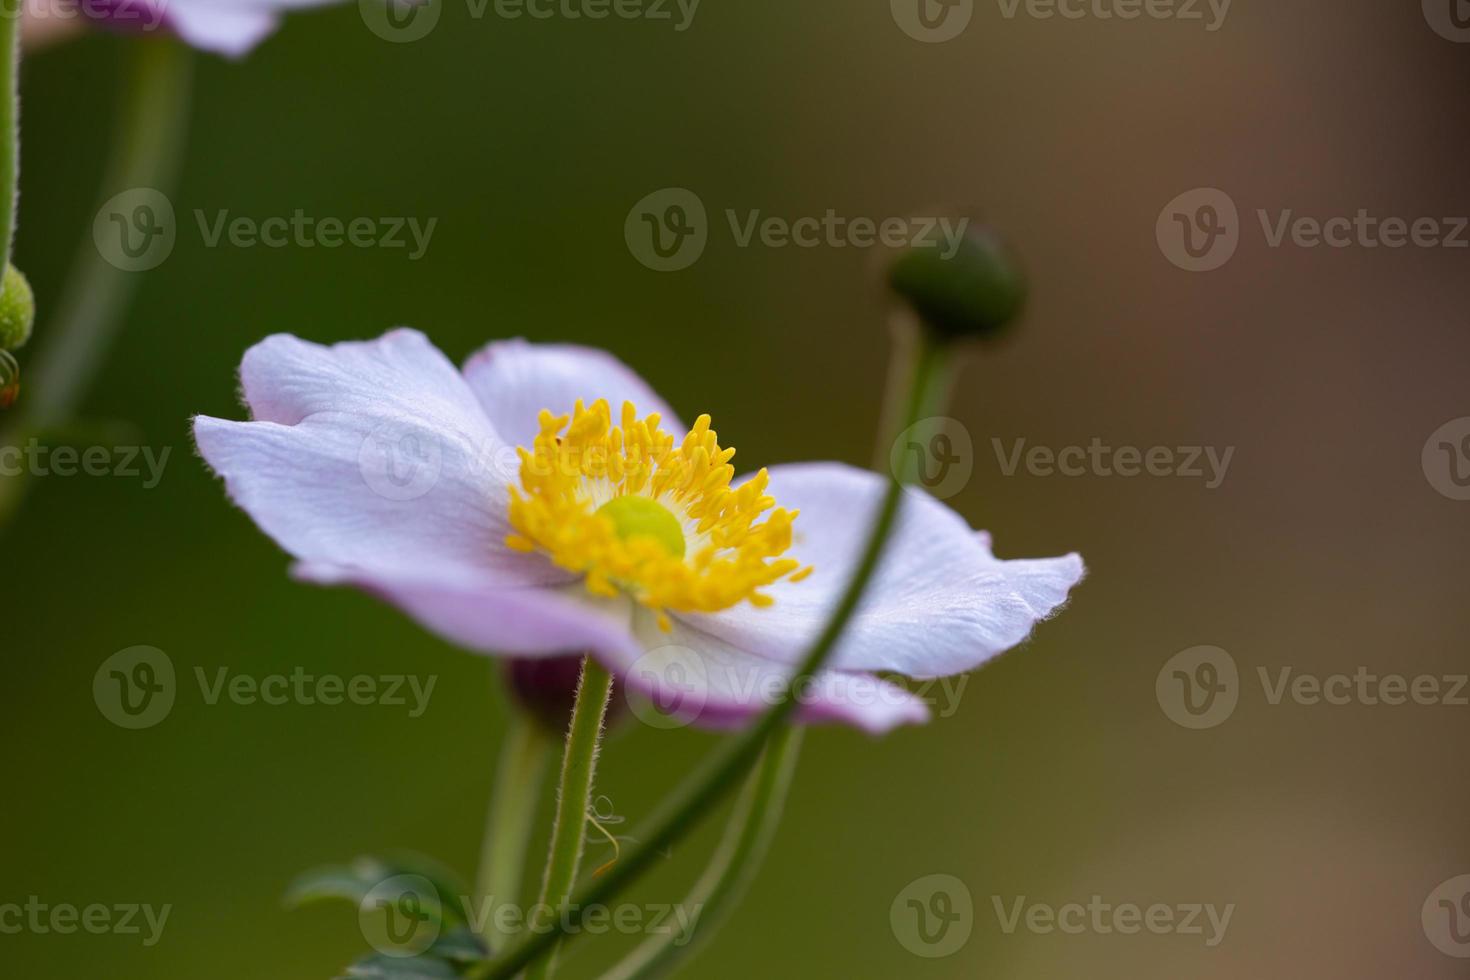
left=476, top=707, right=553, bottom=952
left=525, top=655, right=615, bottom=980
left=0, top=39, right=192, bottom=525
left=475, top=332, right=950, bottom=980
left=0, top=0, right=20, bottom=271
left=601, top=727, right=804, bottom=980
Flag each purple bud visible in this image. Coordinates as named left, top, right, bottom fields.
left=503, top=656, right=625, bottom=735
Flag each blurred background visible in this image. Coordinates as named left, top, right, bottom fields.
left=3, top=1, right=1469, bottom=976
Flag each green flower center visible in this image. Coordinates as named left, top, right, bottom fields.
left=595, top=495, right=686, bottom=559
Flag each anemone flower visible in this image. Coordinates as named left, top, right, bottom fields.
left=194, top=329, right=1084, bottom=734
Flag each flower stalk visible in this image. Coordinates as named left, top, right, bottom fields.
left=525, top=655, right=615, bottom=980
left=0, top=0, right=20, bottom=273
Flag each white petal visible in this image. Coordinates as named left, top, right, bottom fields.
left=295, top=564, right=641, bottom=661
left=461, top=339, right=683, bottom=449
left=196, top=329, right=561, bottom=585
left=163, top=1, right=282, bottom=57
left=608, top=610, right=930, bottom=734
left=682, top=462, right=1085, bottom=679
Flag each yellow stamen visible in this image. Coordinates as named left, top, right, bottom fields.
left=506, top=399, right=813, bottom=629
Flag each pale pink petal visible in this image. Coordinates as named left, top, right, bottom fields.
left=295, top=564, right=641, bottom=662
left=163, top=2, right=281, bottom=57
left=682, top=462, right=1085, bottom=679
left=608, top=611, right=930, bottom=735
left=240, top=329, right=485, bottom=430
left=159, top=0, right=347, bottom=57
left=461, top=339, right=683, bottom=449
left=195, top=330, right=563, bottom=586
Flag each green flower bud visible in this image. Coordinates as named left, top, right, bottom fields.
left=887, top=222, right=1027, bottom=343
left=0, top=264, right=35, bottom=352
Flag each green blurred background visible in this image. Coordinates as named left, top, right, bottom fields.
left=4, top=2, right=1470, bottom=977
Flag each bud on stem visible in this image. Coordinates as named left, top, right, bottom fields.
left=887, top=221, right=1027, bottom=343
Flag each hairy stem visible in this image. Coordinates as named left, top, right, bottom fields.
left=0, top=0, right=20, bottom=271
left=525, top=655, right=614, bottom=980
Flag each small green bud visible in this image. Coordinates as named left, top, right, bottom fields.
left=887, top=222, right=1027, bottom=343
left=0, top=264, right=35, bottom=352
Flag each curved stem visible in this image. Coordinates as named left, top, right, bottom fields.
left=475, top=332, right=950, bottom=980
left=0, top=38, right=191, bottom=525
left=477, top=707, right=553, bottom=952
left=601, top=727, right=804, bottom=980
left=525, top=655, right=614, bottom=980
left=0, top=0, right=20, bottom=270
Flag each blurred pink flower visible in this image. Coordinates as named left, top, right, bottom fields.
left=194, top=329, right=1084, bottom=733
left=22, top=0, right=347, bottom=57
